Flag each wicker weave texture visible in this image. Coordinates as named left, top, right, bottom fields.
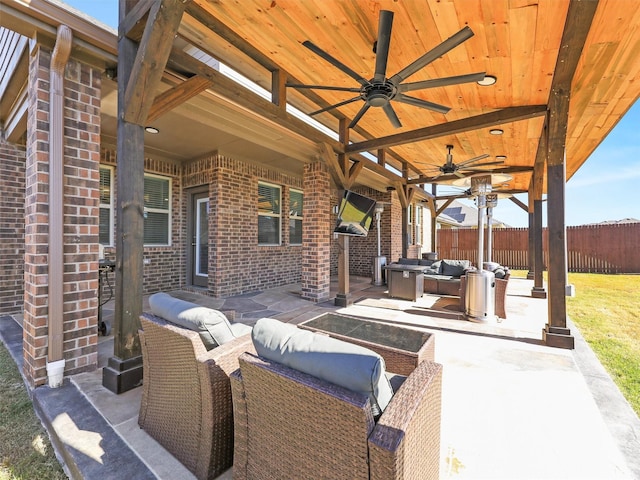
left=139, top=313, right=254, bottom=480
left=232, top=352, right=443, bottom=480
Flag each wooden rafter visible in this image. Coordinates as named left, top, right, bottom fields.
left=345, top=105, right=547, bottom=154
left=123, top=0, right=189, bottom=126
left=147, top=74, right=212, bottom=122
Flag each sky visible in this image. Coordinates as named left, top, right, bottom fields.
left=61, top=1, right=640, bottom=228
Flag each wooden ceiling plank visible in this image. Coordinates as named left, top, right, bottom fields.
left=346, top=105, right=547, bottom=153
left=147, top=75, right=212, bottom=123
left=124, top=0, right=188, bottom=126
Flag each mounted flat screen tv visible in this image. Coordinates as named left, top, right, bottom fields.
left=333, top=190, right=377, bottom=237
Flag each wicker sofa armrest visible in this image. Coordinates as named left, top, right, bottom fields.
left=369, top=360, right=443, bottom=480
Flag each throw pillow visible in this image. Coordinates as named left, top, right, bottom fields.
left=398, top=258, right=420, bottom=265
left=252, top=317, right=394, bottom=417
left=441, top=259, right=471, bottom=277
left=148, top=292, right=236, bottom=350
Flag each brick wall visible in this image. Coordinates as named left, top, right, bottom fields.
left=23, top=47, right=101, bottom=387
left=301, top=161, right=331, bottom=302
left=100, top=148, right=184, bottom=295
left=0, top=140, right=26, bottom=315
left=206, top=154, right=304, bottom=297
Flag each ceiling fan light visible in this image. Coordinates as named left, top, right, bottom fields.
left=477, top=75, right=497, bottom=86
left=490, top=128, right=503, bottom=135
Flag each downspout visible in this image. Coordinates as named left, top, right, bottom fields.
left=46, top=25, right=72, bottom=388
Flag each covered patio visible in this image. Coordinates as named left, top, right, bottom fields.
left=2, top=275, right=638, bottom=478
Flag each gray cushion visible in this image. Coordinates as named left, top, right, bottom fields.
left=148, top=292, right=236, bottom=350
left=251, top=318, right=394, bottom=417
left=419, top=259, right=434, bottom=266
left=441, top=259, right=471, bottom=277
left=429, top=260, right=442, bottom=273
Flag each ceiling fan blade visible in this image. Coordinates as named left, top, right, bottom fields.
left=308, top=96, right=361, bottom=116
left=460, top=161, right=506, bottom=170
left=348, top=103, right=371, bottom=129
left=398, top=72, right=487, bottom=92
left=456, top=153, right=490, bottom=168
left=383, top=103, right=402, bottom=128
left=395, top=94, right=451, bottom=114
left=287, top=83, right=362, bottom=93
left=303, top=40, right=369, bottom=86
left=373, top=10, right=394, bottom=82
left=453, top=171, right=466, bottom=178
left=388, top=26, right=474, bottom=84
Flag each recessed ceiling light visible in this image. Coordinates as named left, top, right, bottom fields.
left=490, top=128, right=504, bottom=135
left=145, top=126, right=159, bottom=134
left=496, top=155, right=507, bottom=160
left=477, top=75, right=497, bottom=86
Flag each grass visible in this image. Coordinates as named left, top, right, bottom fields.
left=0, top=344, right=67, bottom=480
left=512, top=270, right=640, bottom=417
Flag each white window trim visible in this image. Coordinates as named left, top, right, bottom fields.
left=289, top=188, right=303, bottom=246
left=258, top=181, right=281, bottom=246
left=144, top=172, right=172, bottom=247
left=99, top=166, right=114, bottom=247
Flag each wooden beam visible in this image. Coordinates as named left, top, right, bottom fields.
left=544, top=0, right=599, bottom=349
left=272, top=69, right=287, bottom=111
left=436, top=198, right=455, bottom=216
left=166, top=47, right=344, bottom=153
left=320, top=142, right=345, bottom=188
left=508, top=195, right=528, bottom=211
left=346, top=105, right=547, bottom=153
left=119, top=0, right=153, bottom=41
left=147, top=75, right=212, bottom=123
left=344, top=161, right=364, bottom=190
left=123, top=0, right=189, bottom=126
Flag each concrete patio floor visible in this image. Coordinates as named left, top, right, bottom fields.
left=1, top=275, right=639, bottom=479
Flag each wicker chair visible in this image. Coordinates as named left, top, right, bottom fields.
left=231, top=351, right=443, bottom=480
left=138, top=312, right=255, bottom=480
left=459, top=271, right=510, bottom=319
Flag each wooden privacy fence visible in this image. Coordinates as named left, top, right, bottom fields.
left=437, top=223, right=640, bottom=274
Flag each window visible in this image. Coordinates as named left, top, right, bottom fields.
left=289, top=189, right=303, bottom=245
left=258, top=182, right=281, bottom=245
left=407, top=204, right=414, bottom=243
left=99, top=167, right=113, bottom=246
left=416, top=205, right=423, bottom=245
left=144, top=174, right=171, bottom=246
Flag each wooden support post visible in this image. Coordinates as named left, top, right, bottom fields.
left=335, top=234, right=351, bottom=307
left=531, top=199, right=547, bottom=298
left=103, top=0, right=146, bottom=393
left=526, top=193, right=535, bottom=280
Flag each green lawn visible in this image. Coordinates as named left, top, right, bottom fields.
left=513, top=270, right=640, bottom=417
left=0, top=344, right=66, bottom=480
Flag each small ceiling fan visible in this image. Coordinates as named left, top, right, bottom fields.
left=423, top=145, right=505, bottom=182
left=288, top=10, right=486, bottom=129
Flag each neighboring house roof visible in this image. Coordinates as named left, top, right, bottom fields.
left=437, top=199, right=510, bottom=228
left=587, top=218, right=640, bottom=225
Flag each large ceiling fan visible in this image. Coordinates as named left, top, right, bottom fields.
left=423, top=145, right=505, bottom=183
left=288, top=10, right=486, bottom=129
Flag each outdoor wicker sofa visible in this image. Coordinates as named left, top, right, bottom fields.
left=231, top=318, right=443, bottom=480
left=138, top=293, right=254, bottom=480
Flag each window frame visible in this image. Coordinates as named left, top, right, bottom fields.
left=143, top=173, right=172, bottom=247
left=289, top=188, right=303, bottom=246
left=258, top=181, right=282, bottom=246
left=99, top=166, right=114, bottom=247
left=416, top=205, right=423, bottom=246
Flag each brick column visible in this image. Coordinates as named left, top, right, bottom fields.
left=23, top=46, right=101, bottom=387
left=0, top=140, right=26, bottom=315
left=301, top=161, right=331, bottom=302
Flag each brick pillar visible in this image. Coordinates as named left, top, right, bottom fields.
left=301, top=161, right=331, bottom=302
left=23, top=46, right=101, bottom=387
left=0, top=140, right=26, bottom=315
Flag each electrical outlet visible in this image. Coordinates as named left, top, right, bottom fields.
left=143, top=258, right=151, bottom=265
